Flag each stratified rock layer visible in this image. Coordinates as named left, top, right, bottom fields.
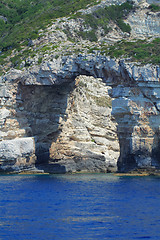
left=111, top=63, right=160, bottom=172
left=0, top=65, right=119, bottom=173
left=47, top=76, right=119, bottom=173
left=0, top=54, right=160, bottom=173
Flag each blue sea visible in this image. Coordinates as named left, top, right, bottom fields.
left=0, top=174, right=160, bottom=240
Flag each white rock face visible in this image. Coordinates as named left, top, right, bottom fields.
left=0, top=53, right=160, bottom=173
left=0, top=138, right=36, bottom=171
left=0, top=138, right=34, bottom=159
left=0, top=108, right=10, bottom=120
left=0, top=61, right=120, bottom=173
left=48, top=75, right=119, bottom=173
left=126, top=9, right=160, bottom=39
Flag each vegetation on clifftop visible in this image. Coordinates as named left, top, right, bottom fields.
left=102, top=38, right=160, bottom=65
left=149, top=4, right=160, bottom=12
left=0, top=0, right=159, bottom=75
left=76, top=1, right=133, bottom=37
left=0, top=0, right=136, bottom=74
left=0, top=0, right=134, bottom=52
left=0, top=0, right=99, bottom=51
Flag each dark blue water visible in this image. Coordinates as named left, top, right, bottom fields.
left=0, top=174, right=160, bottom=240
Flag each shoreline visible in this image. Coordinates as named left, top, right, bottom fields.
left=0, top=170, right=160, bottom=176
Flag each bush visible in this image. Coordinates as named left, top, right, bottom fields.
left=149, top=4, right=160, bottom=12
left=102, top=38, right=160, bottom=65
left=10, top=55, right=22, bottom=67
left=77, top=30, right=98, bottom=42
left=117, top=19, right=131, bottom=33
left=38, top=57, right=43, bottom=64
left=79, top=1, right=134, bottom=34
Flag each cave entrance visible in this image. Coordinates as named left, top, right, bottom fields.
left=18, top=82, right=73, bottom=169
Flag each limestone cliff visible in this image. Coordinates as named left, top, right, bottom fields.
left=0, top=0, right=160, bottom=173
left=0, top=66, right=119, bottom=173
left=0, top=54, right=160, bottom=173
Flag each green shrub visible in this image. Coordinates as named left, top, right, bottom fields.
left=38, top=57, right=43, bottom=64
left=77, top=30, right=98, bottom=42
left=102, top=38, right=160, bottom=65
left=79, top=1, right=134, bottom=35
left=40, top=45, right=51, bottom=52
left=0, top=0, right=134, bottom=66
left=113, top=49, right=125, bottom=58
left=153, top=38, right=160, bottom=44
left=52, top=45, right=58, bottom=50
left=10, top=55, right=22, bottom=67
left=149, top=4, right=160, bottom=12
left=117, top=19, right=131, bottom=33
left=151, top=56, right=160, bottom=65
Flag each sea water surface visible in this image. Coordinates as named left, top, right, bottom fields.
left=0, top=174, right=160, bottom=240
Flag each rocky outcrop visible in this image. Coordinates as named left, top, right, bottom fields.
left=11, top=0, right=158, bottom=71
left=41, top=0, right=160, bottom=45
left=46, top=75, right=119, bottom=173
left=0, top=16, right=7, bottom=23
left=0, top=54, right=160, bottom=173
left=0, top=61, right=120, bottom=173
left=126, top=3, right=160, bottom=39
left=0, top=138, right=36, bottom=172
left=111, top=62, right=160, bottom=172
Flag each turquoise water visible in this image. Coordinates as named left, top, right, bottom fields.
left=0, top=174, right=160, bottom=240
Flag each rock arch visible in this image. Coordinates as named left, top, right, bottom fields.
left=0, top=54, right=160, bottom=173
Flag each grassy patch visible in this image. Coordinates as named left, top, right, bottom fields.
left=10, top=55, right=22, bottom=67
left=149, top=4, right=160, bottom=12
left=91, top=95, right=112, bottom=108
left=38, top=57, right=43, bottom=64
left=40, top=45, right=51, bottom=52
left=0, top=0, right=99, bottom=53
left=0, top=0, right=135, bottom=73
left=77, top=30, right=98, bottom=42
left=102, top=38, right=160, bottom=65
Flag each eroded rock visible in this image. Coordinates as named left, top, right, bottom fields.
left=0, top=55, right=160, bottom=173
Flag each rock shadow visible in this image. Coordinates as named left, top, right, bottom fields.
left=16, top=81, right=74, bottom=173
left=116, top=114, right=160, bottom=173
left=151, top=132, right=160, bottom=169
